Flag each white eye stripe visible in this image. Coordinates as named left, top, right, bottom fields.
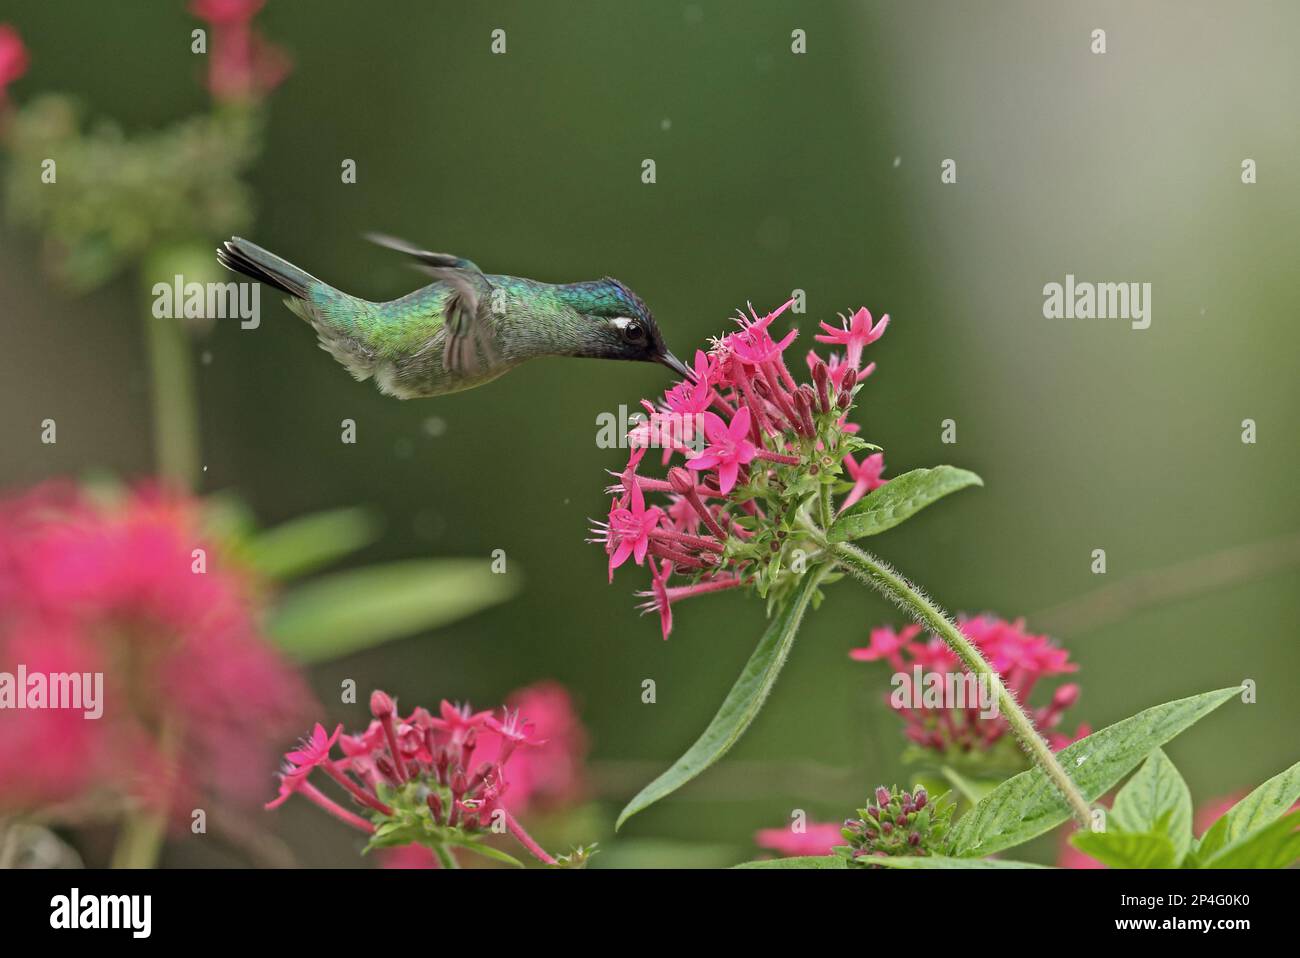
left=611, top=316, right=647, bottom=340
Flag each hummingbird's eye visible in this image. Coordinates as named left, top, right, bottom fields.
left=622, top=320, right=647, bottom=344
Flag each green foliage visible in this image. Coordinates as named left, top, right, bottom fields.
left=616, top=567, right=827, bottom=830
left=1070, top=831, right=1180, bottom=869
left=4, top=95, right=263, bottom=290
left=1110, top=749, right=1193, bottom=850
left=1192, top=812, right=1300, bottom=869
left=1190, top=759, right=1300, bottom=868
left=827, top=466, right=982, bottom=543
left=1067, top=751, right=1193, bottom=867
left=1064, top=754, right=1300, bottom=870
left=946, top=686, right=1240, bottom=857
left=269, top=558, right=518, bottom=663
left=242, top=506, right=380, bottom=580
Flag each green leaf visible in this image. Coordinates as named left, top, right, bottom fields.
left=945, top=686, right=1241, bottom=858
left=1197, top=811, right=1300, bottom=869
left=869, top=855, right=1049, bottom=869
left=1070, top=831, right=1179, bottom=869
left=269, top=558, right=518, bottom=663
left=1195, top=758, right=1300, bottom=863
left=827, top=466, right=982, bottom=543
left=616, top=567, right=827, bottom=830
left=1109, top=749, right=1192, bottom=864
left=244, top=506, right=380, bottom=580
left=733, top=855, right=849, bottom=869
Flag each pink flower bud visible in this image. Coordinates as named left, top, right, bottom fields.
left=370, top=689, right=395, bottom=718
left=668, top=467, right=695, bottom=495
left=875, top=786, right=891, bottom=807
left=1052, top=683, right=1080, bottom=709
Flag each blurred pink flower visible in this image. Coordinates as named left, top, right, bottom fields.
left=191, top=0, right=290, bottom=101
left=191, top=0, right=266, bottom=23
left=0, top=23, right=29, bottom=106
left=851, top=614, right=1085, bottom=754
left=483, top=681, right=588, bottom=813
left=755, top=821, right=844, bottom=857
left=848, top=623, right=922, bottom=670
left=0, top=482, right=311, bottom=818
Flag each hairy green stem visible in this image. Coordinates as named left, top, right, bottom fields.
left=806, top=525, right=1092, bottom=827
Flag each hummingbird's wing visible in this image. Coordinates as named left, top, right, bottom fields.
left=363, top=232, right=484, bottom=274
left=425, top=266, right=500, bottom=378
left=364, top=233, right=497, bottom=376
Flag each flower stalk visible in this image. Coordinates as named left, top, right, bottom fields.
left=812, top=530, right=1094, bottom=828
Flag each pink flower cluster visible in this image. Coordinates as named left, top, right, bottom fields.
left=190, top=0, right=291, bottom=102
left=850, top=614, right=1089, bottom=753
left=0, top=482, right=310, bottom=816
left=268, top=688, right=566, bottom=865
left=592, top=302, right=891, bottom=638
left=380, top=681, right=588, bottom=868
left=0, top=22, right=28, bottom=112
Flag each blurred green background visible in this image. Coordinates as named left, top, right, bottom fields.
left=1, top=1, right=1296, bottom=865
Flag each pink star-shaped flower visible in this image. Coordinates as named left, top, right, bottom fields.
left=686, top=407, right=757, bottom=494
left=282, top=723, right=342, bottom=777
left=814, top=308, right=888, bottom=371
left=486, top=708, right=548, bottom=766
left=607, top=481, right=665, bottom=579
left=429, top=700, right=493, bottom=740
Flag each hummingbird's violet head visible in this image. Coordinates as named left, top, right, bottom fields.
left=560, top=278, right=692, bottom=379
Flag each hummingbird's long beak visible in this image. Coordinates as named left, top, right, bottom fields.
left=658, top=350, right=695, bottom=382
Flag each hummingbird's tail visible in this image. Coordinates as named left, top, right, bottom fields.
left=217, top=237, right=318, bottom=299
left=218, top=237, right=382, bottom=385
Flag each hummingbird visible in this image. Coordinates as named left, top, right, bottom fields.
left=216, top=234, right=692, bottom=398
